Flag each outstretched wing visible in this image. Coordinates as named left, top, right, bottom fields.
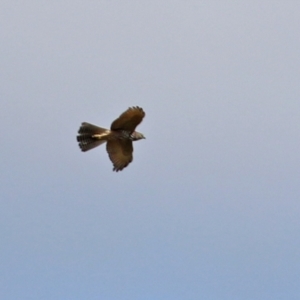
left=106, top=139, right=133, bottom=172
left=110, top=106, right=145, bottom=133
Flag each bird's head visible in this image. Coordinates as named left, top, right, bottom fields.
left=131, top=131, right=146, bottom=141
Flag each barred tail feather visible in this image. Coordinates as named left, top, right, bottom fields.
left=77, top=122, right=110, bottom=152
left=78, top=122, right=108, bottom=135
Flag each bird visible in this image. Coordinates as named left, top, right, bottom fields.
left=77, top=106, right=146, bottom=172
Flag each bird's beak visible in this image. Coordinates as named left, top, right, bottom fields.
left=143, top=136, right=146, bottom=139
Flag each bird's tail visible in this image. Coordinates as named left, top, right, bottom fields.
left=77, top=122, right=110, bottom=152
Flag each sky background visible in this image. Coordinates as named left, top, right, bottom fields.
left=1, top=1, right=300, bottom=299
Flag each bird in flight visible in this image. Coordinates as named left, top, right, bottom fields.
left=77, top=106, right=146, bottom=172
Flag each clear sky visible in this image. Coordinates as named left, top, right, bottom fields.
left=1, top=1, right=300, bottom=299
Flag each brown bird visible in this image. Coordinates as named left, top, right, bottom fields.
left=77, top=106, right=146, bottom=172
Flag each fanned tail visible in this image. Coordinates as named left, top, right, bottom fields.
left=77, top=122, right=110, bottom=152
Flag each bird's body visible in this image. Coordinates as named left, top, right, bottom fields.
left=77, top=106, right=145, bottom=171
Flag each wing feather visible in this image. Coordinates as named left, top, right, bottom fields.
left=110, top=106, right=145, bottom=132
left=106, top=140, right=133, bottom=172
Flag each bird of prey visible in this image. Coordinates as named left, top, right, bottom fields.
left=77, top=106, right=146, bottom=172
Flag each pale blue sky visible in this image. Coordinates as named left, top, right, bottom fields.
left=1, top=1, right=300, bottom=299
